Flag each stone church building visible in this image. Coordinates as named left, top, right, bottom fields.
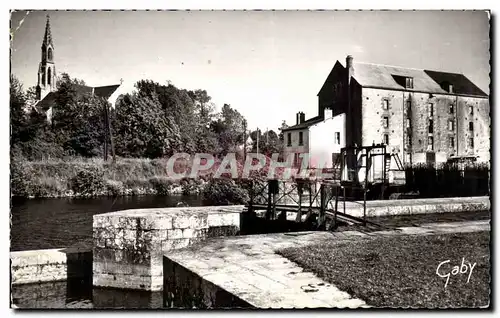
left=33, top=16, right=125, bottom=122
left=283, top=55, right=490, bottom=169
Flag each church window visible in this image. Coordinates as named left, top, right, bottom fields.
left=48, top=48, right=53, bottom=61
left=48, top=68, right=52, bottom=85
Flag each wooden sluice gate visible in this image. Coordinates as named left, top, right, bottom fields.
left=244, top=144, right=405, bottom=231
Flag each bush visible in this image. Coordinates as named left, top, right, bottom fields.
left=202, top=179, right=249, bottom=205
left=149, top=176, right=173, bottom=195
left=181, top=178, right=203, bottom=195
left=105, top=179, right=124, bottom=197
left=10, top=159, right=28, bottom=197
left=70, top=167, right=105, bottom=197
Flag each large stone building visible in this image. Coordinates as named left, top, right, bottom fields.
left=283, top=55, right=490, bottom=169
left=33, top=15, right=125, bottom=122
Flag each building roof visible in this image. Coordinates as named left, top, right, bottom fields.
left=282, top=116, right=324, bottom=131
left=342, top=61, right=487, bottom=97
left=34, top=84, right=121, bottom=113
left=33, top=92, right=57, bottom=112
left=93, top=84, right=121, bottom=99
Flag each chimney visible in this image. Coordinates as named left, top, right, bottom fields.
left=324, top=108, right=333, bottom=120
left=346, top=55, right=354, bottom=84
left=300, top=112, right=305, bottom=123
left=296, top=112, right=301, bottom=125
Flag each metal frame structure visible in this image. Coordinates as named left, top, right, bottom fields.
left=245, top=144, right=404, bottom=230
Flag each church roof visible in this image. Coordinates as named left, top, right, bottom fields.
left=33, top=84, right=121, bottom=113
left=93, top=84, right=121, bottom=99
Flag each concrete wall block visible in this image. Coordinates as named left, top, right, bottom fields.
left=207, top=213, right=222, bottom=227
left=172, top=214, right=191, bottom=229
left=154, top=216, right=173, bottom=230
left=182, top=228, right=195, bottom=239
left=167, top=229, right=183, bottom=240
left=93, top=272, right=152, bottom=290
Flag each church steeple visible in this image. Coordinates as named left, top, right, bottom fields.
left=42, top=15, right=53, bottom=48
left=36, top=14, right=56, bottom=101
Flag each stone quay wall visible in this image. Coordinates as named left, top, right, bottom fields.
left=10, top=246, right=91, bottom=286
left=92, top=206, right=244, bottom=291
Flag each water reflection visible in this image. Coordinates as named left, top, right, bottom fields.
left=10, top=195, right=205, bottom=251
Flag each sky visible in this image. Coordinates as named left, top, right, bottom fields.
left=10, top=10, right=490, bottom=131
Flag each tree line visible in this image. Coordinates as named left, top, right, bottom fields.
left=10, top=73, right=285, bottom=161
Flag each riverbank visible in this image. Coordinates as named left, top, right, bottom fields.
left=10, top=157, right=208, bottom=199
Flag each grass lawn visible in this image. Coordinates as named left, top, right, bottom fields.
left=277, top=231, right=490, bottom=308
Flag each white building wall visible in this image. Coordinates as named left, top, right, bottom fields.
left=309, top=113, right=346, bottom=168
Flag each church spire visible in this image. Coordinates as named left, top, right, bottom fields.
left=43, top=15, right=53, bottom=47
left=36, top=14, right=56, bottom=101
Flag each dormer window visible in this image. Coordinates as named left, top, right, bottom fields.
left=441, top=81, right=454, bottom=93
left=405, top=77, right=414, bottom=89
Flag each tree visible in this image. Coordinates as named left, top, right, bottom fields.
left=10, top=75, right=27, bottom=146
left=113, top=92, right=182, bottom=158
left=212, top=104, right=246, bottom=155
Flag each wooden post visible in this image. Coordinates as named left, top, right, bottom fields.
left=266, top=180, right=272, bottom=220
left=272, top=180, right=278, bottom=220
left=319, top=183, right=326, bottom=229
left=248, top=180, right=254, bottom=214
left=295, top=181, right=303, bottom=222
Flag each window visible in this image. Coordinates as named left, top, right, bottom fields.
left=448, top=84, right=453, bottom=93
left=449, top=137, right=455, bottom=148
left=429, top=103, right=434, bottom=117
left=383, top=100, right=389, bottom=110
left=298, top=131, right=304, bottom=146
left=428, top=119, right=433, bottom=134
left=383, top=134, right=389, bottom=145
left=405, top=77, right=414, bottom=89
left=469, top=137, right=474, bottom=148
left=449, top=104, right=454, bottom=114
left=448, top=120, right=454, bottom=131
left=47, top=68, right=51, bottom=85
left=469, top=122, right=474, bottom=132
left=428, top=136, right=434, bottom=151
left=287, top=133, right=291, bottom=146
left=48, top=48, right=53, bottom=61
left=334, top=132, right=340, bottom=145
left=469, top=105, right=474, bottom=115
left=383, top=117, right=389, bottom=128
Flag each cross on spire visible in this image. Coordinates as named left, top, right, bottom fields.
left=43, top=14, right=53, bottom=47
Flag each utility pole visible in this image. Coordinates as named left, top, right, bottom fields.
left=103, top=101, right=116, bottom=162
left=256, top=128, right=259, bottom=154
left=103, top=103, right=108, bottom=161
left=243, top=120, right=247, bottom=159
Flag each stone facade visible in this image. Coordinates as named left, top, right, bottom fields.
left=10, top=247, right=91, bottom=285
left=92, top=206, right=243, bottom=291
left=360, top=88, right=490, bottom=165
left=302, top=56, right=490, bottom=171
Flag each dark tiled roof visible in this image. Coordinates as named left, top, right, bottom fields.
left=73, top=84, right=93, bottom=95
left=93, top=84, right=121, bottom=99
left=423, top=70, right=487, bottom=97
left=338, top=61, right=487, bottom=97
left=33, top=91, right=56, bottom=112
left=282, top=116, right=324, bottom=131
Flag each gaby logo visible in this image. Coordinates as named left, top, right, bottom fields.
left=436, top=258, right=477, bottom=288
left=163, top=152, right=334, bottom=181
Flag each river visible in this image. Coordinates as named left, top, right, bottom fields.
left=10, top=194, right=206, bottom=251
